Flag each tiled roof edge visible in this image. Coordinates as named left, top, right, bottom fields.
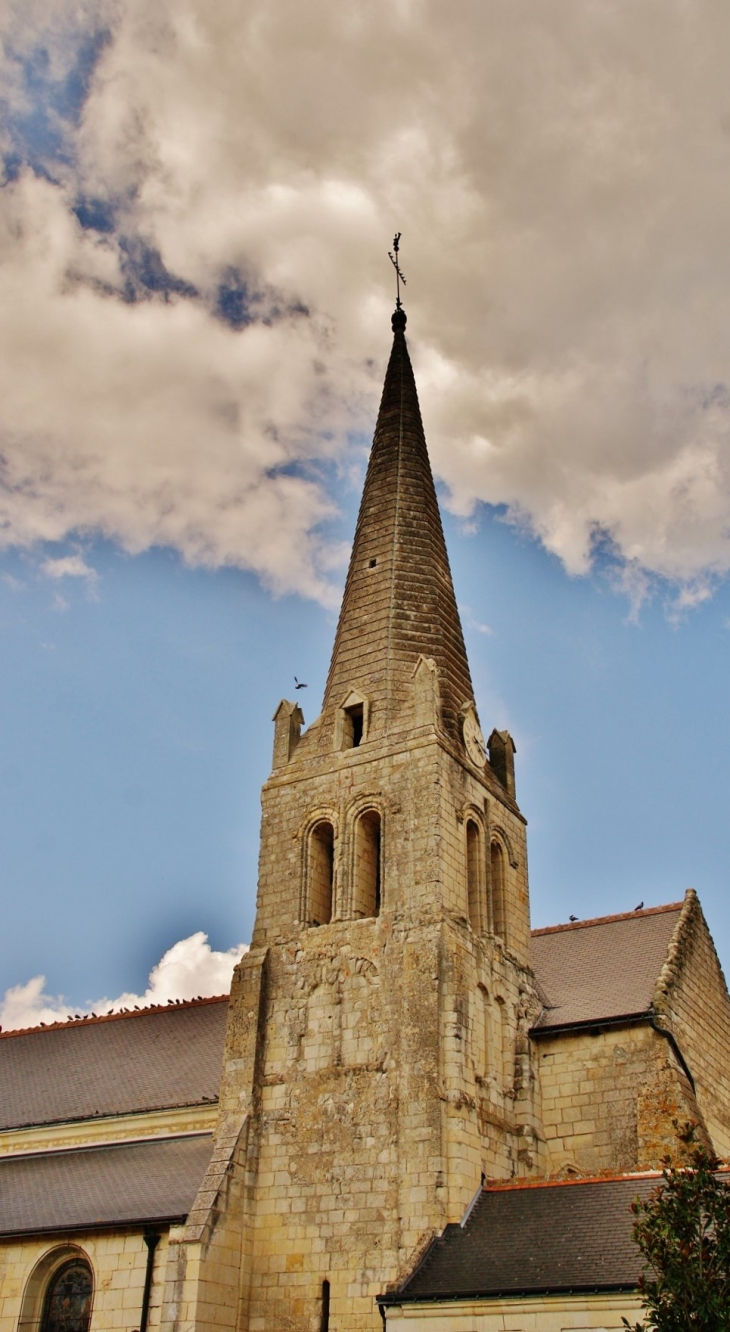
left=482, top=1170, right=662, bottom=1192
left=481, top=1164, right=730, bottom=1193
left=532, top=901, right=684, bottom=937
left=0, top=993, right=229, bottom=1040
left=4, top=1095, right=220, bottom=1134
left=0, top=1130, right=213, bottom=1164
left=530, top=1010, right=652, bottom=1036
left=380, top=1280, right=640, bottom=1306
left=0, top=1213, right=189, bottom=1241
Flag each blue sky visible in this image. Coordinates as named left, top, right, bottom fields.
left=2, top=1, right=730, bottom=1019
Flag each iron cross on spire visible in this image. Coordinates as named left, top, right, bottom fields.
left=388, top=233, right=407, bottom=310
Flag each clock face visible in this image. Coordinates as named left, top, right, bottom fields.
left=462, top=712, right=487, bottom=768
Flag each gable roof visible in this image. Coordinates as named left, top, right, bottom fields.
left=386, top=1174, right=659, bottom=1303
left=0, top=1133, right=213, bottom=1237
left=0, top=997, right=228, bottom=1129
left=531, top=903, right=683, bottom=1031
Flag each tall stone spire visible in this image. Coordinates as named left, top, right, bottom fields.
left=322, top=308, right=475, bottom=742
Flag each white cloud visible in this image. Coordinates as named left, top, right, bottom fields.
left=3, top=0, right=730, bottom=603
left=41, top=555, right=97, bottom=581
left=42, top=554, right=99, bottom=603
left=0, top=932, right=246, bottom=1031
left=0, top=975, right=75, bottom=1032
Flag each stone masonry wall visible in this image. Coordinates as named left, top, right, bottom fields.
left=536, top=1023, right=704, bottom=1175
left=383, top=1291, right=643, bottom=1331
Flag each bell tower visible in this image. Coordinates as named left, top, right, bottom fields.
left=217, top=307, right=543, bottom=1332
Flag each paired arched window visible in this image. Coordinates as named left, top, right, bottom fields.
left=40, top=1259, right=93, bottom=1332
left=352, top=810, right=381, bottom=919
left=308, top=821, right=334, bottom=925
left=463, top=819, right=509, bottom=942
left=305, top=809, right=382, bottom=924
left=490, top=840, right=506, bottom=942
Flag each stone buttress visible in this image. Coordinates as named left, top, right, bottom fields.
left=196, top=310, right=544, bottom=1332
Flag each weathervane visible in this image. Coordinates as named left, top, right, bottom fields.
left=388, top=233, right=407, bottom=310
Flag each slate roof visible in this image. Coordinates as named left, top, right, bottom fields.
left=0, top=1134, right=213, bottom=1237
left=531, top=904, right=683, bottom=1031
left=320, top=308, right=475, bottom=749
left=388, top=1174, right=659, bottom=1303
left=0, top=997, right=228, bottom=1129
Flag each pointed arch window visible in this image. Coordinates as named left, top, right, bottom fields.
left=490, top=839, right=506, bottom=942
left=466, top=818, right=484, bottom=933
left=308, top=821, right=334, bottom=925
left=352, top=810, right=381, bottom=918
left=40, top=1259, right=93, bottom=1332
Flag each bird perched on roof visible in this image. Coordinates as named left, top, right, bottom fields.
left=294, top=676, right=308, bottom=689
left=569, top=914, right=578, bottom=922
left=635, top=901, right=644, bottom=911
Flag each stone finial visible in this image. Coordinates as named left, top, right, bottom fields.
left=488, top=728, right=516, bottom=798
left=271, top=700, right=304, bottom=769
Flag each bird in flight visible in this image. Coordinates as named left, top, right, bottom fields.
left=294, top=677, right=308, bottom=689
left=569, top=915, right=578, bottom=922
left=634, top=901, right=644, bottom=911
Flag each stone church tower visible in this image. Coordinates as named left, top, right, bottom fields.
left=210, top=308, right=543, bottom=1331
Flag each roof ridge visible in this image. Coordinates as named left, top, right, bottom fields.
left=0, top=993, right=229, bottom=1040
left=532, top=901, right=684, bottom=937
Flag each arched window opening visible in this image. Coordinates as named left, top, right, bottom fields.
left=309, top=822, right=334, bottom=925
left=491, top=840, right=506, bottom=942
left=473, top=983, right=491, bottom=1080
left=40, top=1260, right=92, bottom=1332
left=320, top=1279, right=331, bottom=1332
left=343, top=702, right=364, bottom=748
left=466, top=819, right=483, bottom=933
left=353, top=810, right=381, bottom=918
left=496, top=994, right=514, bottom=1096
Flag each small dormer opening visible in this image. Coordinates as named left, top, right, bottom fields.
left=335, top=690, right=369, bottom=752
left=344, top=702, right=364, bottom=748
left=368, top=558, right=377, bottom=568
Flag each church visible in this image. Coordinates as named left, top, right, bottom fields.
left=1, top=301, right=729, bottom=1332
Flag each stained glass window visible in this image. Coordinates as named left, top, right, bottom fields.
left=40, top=1260, right=92, bottom=1332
